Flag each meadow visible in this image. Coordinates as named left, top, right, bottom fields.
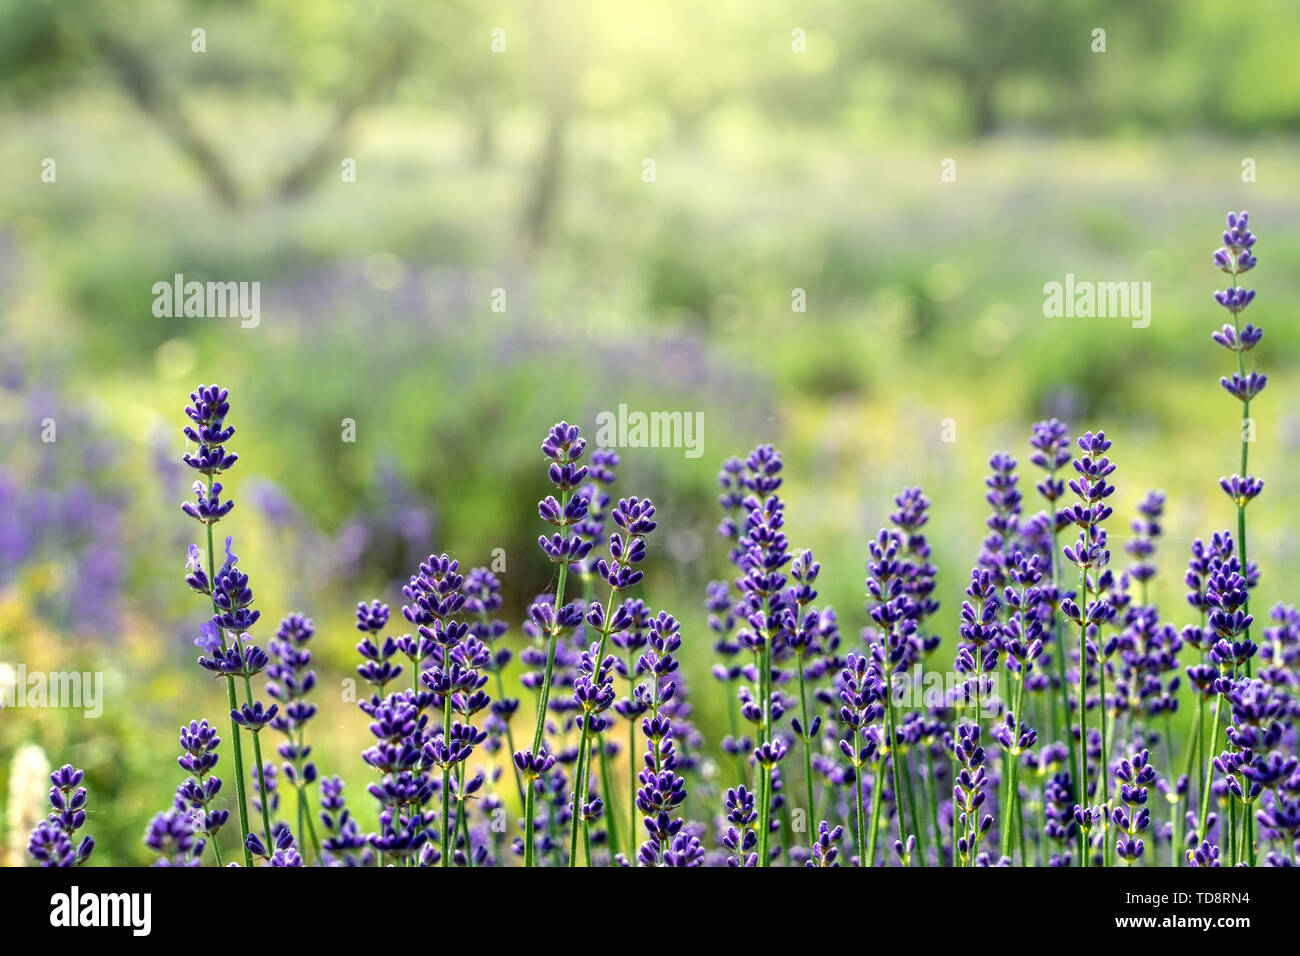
left=2, top=0, right=1299, bottom=868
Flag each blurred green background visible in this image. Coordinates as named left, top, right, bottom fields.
left=1, top=0, right=1298, bottom=864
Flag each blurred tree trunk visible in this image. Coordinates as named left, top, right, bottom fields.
left=95, top=26, right=415, bottom=206
left=520, top=109, right=567, bottom=248
left=518, top=3, right=579, bottom=252
left=94, top=30, right=241, bottom=207
left=276, top=36, right=416, bottom=201
left=467, top=93, right=497, bottom=166
left=968, top=73, right=998, bottom=137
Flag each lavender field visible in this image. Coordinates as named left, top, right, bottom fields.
left=2, top=1, right=1300, bottom=878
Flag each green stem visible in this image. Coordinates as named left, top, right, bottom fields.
left=491, top=661, right=527, bottom=809
left=853, top=729, right=867, bottom=866
left=1099, top=657, right=1111, bottom=867
left=866, top=760, right=885, bottom=867
left=300, top=789, right=321, bottom=862
left=598, top=739, right=620, bottom=859
left=568, top=721, right=592, bottom=866
left=726, top=674, right=746, bottom=783
left=296, top=783, right=306, bottom=864
left=441, top=698, right=453, bottom=866
left=796, top=653, right=816, bottom=854
left=883, top=675, right=912, bottom=863
left=457, top=787, right=474, bottom=867
left=1000, top=673, right=1026, bottom=861
left=531, top=486, right=572, bottom=754
left=1227, top=780, right=1237, bottom=863
left=1077, top=562, right=1090, bottom=867
left=627, top=673, right=638, bottom=857
left=203, top=501, right=254, bottom=868
left=756, top=593, right=774, bottom=866
left=571, top=543, right=638, bottom=866
left=293, top=716, right=321, bottom=862
left=525, top=485, right=572, bottom=867
left=222, top=675, right=252, bottom=866
left=523, top=778, right=536, bottom=868
left=924, top=745, right=944, bottom=865
left=1230, top=255, right=1253, bottom=676
left=1245, top=799, right=1256, bottom=866
left=1048, top=520, right=1078, bottom=830
left=1197, top=692, right=1224, bottom=850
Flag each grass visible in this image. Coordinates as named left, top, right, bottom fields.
left=1, top=94, right=1298, bottom=860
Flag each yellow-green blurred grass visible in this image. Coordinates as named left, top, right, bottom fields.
left=2, top=94, right=1299, bottom=860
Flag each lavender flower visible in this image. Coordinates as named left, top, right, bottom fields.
left=806, top=821, right=844, bottom=867
left=1125, top=490, right=1165, bottom=594
left=519, top=422, right=590, bottom=867
left=729, top=444, right=792, bottom=866
left=464, top=567, right=526, bottom=808
left=1212, top=211, right=1265, bottom=681
left=407, top=553, right=486, bottom=867
left=836, top=653, right=883, bottom=864
left=864, top=528, right=922, bottom=864
left=1112, top=749, right=1154, bottom=864
left=635, top=612, right=699, bottom=866
left=996, top=551, right=1045, bottom=862
left=144, top=808, right=202, bottom=867
left=318, top=776, right=375, bottom=866
left=721, top=785, right=758, bottom=866
left=1043, top=771, right=1078, bottom=866
left=950, top=722, right=992, bottom=866
left=570, top=494, right=657, bottom=864
left=1028, top=418, right=1078, bottom=816
left=175, top=719, right=229, bottom=864
left=27, top=765, right=94, bottom=867
left=1061, top=430, right=1118, bottom=862
left=179, top=384, right=270, bottom=867
left=267, top=613, right=320, bottom=863
left=978, top=452, right=1022, bottom=588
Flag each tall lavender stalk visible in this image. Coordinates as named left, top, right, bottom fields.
left=1061, top=431, right=1117, bottom=865
left=181, top=384, right=257, bottom=866
left=464, top=568, right=526, bottom=810
left=267, top=613, right=321, bottom=863
left=570, top=496, right=656, bottom=865
left=1213, top=212, right=1264, bottom=665
left=1211, top=212, right=1267, bottom=864
left=889, top=487, right=940, bottom=864
left=634, top=612, right=703, bottom=866
left=521, top=422, right=591, bottom=866
left=1029, top=419, right=1078, bottom=811
left=864, top=529, right=921, bottom=863
left=996, top=552, right=1044, bottom=861
left=409, top=554, right=483, bottom=867
left=837, top=653, right=882, bottom=864
left=787, top=548, right=824, bottom=857
left=731, top=445, right=790, bottom=865
left=953, top=561, right=1000, bottom=865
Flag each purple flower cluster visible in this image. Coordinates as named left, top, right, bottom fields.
left=174, top=719, right=229, bottom=860
left=634, top=612, right=702, bottom=866
left=27, top=765, right=95, bottom=867
left=179, top=385, right=277, bottom=866
left=31, top=221, right=1295, bottom=870
left=267, top=613, right=320, bottom=862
